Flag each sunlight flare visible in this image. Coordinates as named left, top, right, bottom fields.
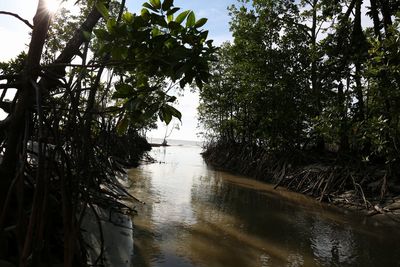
left=44, top=0, right=60, bottom=14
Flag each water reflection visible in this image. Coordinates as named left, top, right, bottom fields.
left=128, top=145, right=400, bottom=267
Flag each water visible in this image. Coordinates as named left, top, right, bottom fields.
left=128, top=145, right=400, bottom=267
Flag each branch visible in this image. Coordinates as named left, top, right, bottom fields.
left=280, top=17, right=312, bottom=39
left=0, top=83, right=20, bottom=89
left=0, top=75, right=20, bottom=80
left=343, top=0, right=357, bottom=21
left=117, top=0, right=126, bottom=21
left=0, top=115, right=13, bottom=130
left=0, top=101, right=12, bottom=113
left=52, top=6, right=103, bottom=72
left=39, top=4, right=104, bottom=91
left=0, top=11, right=33, bottom=29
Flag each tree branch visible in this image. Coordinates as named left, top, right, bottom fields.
left=39, top=4, right=104, bottom=91
left=0, top=11, right=33, bottom=29
left=0, top=83, right=20, bottom=89
left=0, top=0, right=51, bottom=201
left=0, top=101, right=12, bottom=113
left=0, top=75, right=20, bottom=80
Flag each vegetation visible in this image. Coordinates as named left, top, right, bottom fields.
left=199, top=0, right=400, bottom=206
left=0, top=0, right=213, bottom=265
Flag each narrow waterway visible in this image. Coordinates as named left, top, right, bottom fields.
left=128, top=143, right=400, bottom=267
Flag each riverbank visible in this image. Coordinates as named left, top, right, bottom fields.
left=128, top=144, right=400, bottom=266
left=202, top=142, right=400, bottom=223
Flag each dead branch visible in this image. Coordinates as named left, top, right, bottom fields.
left=351, top=174, right=369, bottom=209
left=274, top=163, right=287, bottom=189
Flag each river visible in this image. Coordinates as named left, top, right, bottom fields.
left=128, top=142, right=400, bottom=267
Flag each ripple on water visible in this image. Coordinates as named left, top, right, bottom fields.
left=128, top=145, right=400, bottom=267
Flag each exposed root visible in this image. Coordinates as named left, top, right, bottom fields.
left=202, top=143, right=400, bottom=218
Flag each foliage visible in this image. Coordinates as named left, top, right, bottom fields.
left=0, top=0, right=214, bottom=265
left=199, top=0, right=400, bottom=177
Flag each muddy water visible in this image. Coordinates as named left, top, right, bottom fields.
left=128, top=144, right=400, bottom=267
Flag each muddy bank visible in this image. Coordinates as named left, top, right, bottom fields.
left=202, top=143, right=400, bottom=223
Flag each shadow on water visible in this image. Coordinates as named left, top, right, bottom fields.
left=128, top=145, right=400, bottom=267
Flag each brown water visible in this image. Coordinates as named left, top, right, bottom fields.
left=128, top=144, right=400, bottom=267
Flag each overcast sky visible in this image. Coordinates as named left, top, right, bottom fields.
left=0, top=0, right=237, bottom=141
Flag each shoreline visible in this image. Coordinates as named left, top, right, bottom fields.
left=149, top=143, right=169, bottom=147
left=202, top=143, right=400, bottom=225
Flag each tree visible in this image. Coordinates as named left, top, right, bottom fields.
left=199, top=0, right=400, bottom=201
left=201, top=0, right=312, bottom=150
left=0, top=0, right=214, bottom=265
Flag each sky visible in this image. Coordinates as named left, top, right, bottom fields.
left=0, top=1, right=374, bottom=142
left=126, top=0, right=237, bottom=141
left=0, top=0, right=237, bottom=141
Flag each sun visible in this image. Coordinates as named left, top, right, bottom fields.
left=44, top=0, right=60, bottom=14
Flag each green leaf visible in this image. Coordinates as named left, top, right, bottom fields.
left=175, top=10, right=190, bottom=24
left=195, top=18, right=207, bottom=28
left=106, top=19, right=117, bottom=33
left=186, top=11, right=195, bottom=27
left=153, top=14, right=168, bottom=27
left=116, top=116, right=129, bottom=135
left=97, top=43, right=111, bottom=56
left=95, top=1, right=109, bottom=19
left=159, top=108, right=171, bottom=124
left=142, top=3, right=158, bottom=12
left=142, top=104, right=159, bottom=120
left=152, top=28, right=161, bottom=37
left=159, top=103, right=181, bottom=124
left=166, top=96, right=177, bottom=102
left=128, top=97, right=144, bottom=111
left=141, top=7, right=151, bottom=20
left=163, top=111, right=173, bottom=124
left=149, top=0, right=161, bottom=9
left=94, top=29, right=109, bottom=40
left=162, top=0, right=174, bottom=11
left=165, top=104, right=182, bottom=121
left=111, top=46, right=128, bottom=60
left=167, top=7, right=180, bottom=16
left=199, top=30, right=209, bottom=41
left=168, top=21, right=182, bottom=30
left=112, top=84, right=133, bottom=99
left=82, top=31, right=92, bottom=41
left=164, top=38, right=174, bottom=49
left=122, top=12, right=134, bottom=23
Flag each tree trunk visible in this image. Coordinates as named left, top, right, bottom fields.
left=0, top=0, right=51, bottom=205
left=338, top=82, right=349, bottom=153
left=369, top=0, right=382, bottom=39
left=380, top=0, right=393, bottom=33
left=353, top=0, right=365, bottom=121
left=310, top=0, right=325, bottom=151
